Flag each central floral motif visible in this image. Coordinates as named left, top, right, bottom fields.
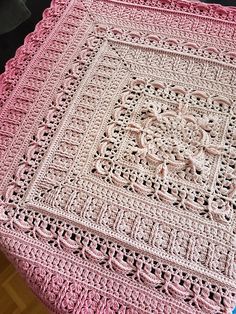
left=90, top=78, right=232, bottom=222
left=126, top=101, right=222, bottom=180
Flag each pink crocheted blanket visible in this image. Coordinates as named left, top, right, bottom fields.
left=0, top=0, right=236, bottom=313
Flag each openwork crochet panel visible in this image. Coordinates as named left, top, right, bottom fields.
left=0, top=0, right=236, bottom=313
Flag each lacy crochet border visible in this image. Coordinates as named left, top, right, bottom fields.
left=0, top=0, right=236, bottom=314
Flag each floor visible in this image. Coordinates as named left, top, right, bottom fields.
left=0, top=252, right=48, bottom=314
left=0, top=0, right=235, bottom=313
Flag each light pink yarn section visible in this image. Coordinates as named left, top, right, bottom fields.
left=0, top=0, right=236, bottom=313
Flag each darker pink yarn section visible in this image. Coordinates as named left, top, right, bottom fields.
left=0, top=0, right=236, bottom=314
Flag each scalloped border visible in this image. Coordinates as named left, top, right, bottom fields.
left=1, top=0, right=236, bottom=116
left=0, top=0, right=235, bottom=313
left=0, top=0, right=71, bottom=107
left=0, top=0, right=236, bottom=104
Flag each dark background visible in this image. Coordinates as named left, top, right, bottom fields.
left=0, top=0, right=51, bottom=73
left=203, top=0, right=235, bottom=4
left=0, top=0, right=235, bottom=73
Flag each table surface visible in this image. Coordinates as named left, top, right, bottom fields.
left=0, top=251, right=49, bottom=314
left=0, top=0, right=235, bottom=312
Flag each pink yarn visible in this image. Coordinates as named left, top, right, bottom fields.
left=0, top=0, right=236, bottom=313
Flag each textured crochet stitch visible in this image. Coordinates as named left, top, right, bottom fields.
left=0, top=0, right=236, bottom=313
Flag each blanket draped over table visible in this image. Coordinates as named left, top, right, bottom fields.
left=0, top=0, right=235, bottom=313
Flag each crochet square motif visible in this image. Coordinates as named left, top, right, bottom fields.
left=94, top=80, right=227, bottom=191
left=27, top=42, right=235, bottom=226
left=22, top=40, right=235, bottom=284
left=1, top=0, right=236, bottom=313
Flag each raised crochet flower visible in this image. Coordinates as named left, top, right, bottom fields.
left=127, top=102, right=222, bottom=179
